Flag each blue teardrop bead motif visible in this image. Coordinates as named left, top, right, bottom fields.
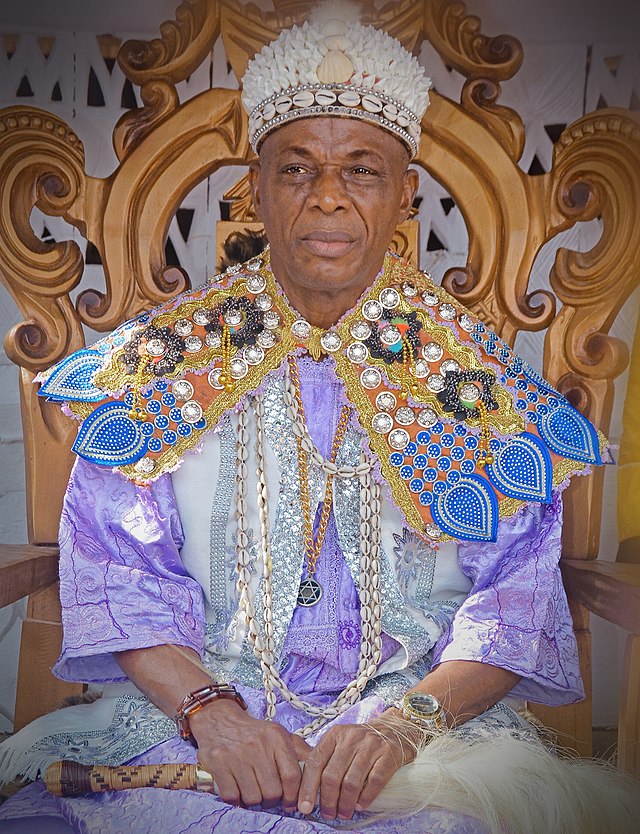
left=485, top=432, right=552, bottom=503
left=72, top=402, right=148, bottom=466
left=39, top=349, right=105, bottom=402
left=432, top=475, right=499, bottom=542
left=539, top=404, right=601, bottom=464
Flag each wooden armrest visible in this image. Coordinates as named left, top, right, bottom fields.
left=561, top=559, right=640, bottom=635
left=0, top=544, right=59, bottom=608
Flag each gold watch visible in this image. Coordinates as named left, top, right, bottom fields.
left=397, top=692, right=444, bottom=731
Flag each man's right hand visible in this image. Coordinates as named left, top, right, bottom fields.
left=115, top=645, right=312, bottom=810
left=189, top=699, right=312, bottom=810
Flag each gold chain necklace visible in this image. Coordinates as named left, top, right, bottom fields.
left=288, top=355, right=350, bottom=606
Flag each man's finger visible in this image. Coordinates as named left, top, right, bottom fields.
left=256, top=757, right=287, bottom=809
left=235, top=766, right=264, bottom=807
left=275, top=747, right=303, bottom=809
left=210, top=766, right=241, bottom=806
left=297, top=736, right=335, bottom=815
left=353, top=754, right=397, bottom=813
left=320, top=747, right=366, bottom=821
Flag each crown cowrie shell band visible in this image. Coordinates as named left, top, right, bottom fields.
left=248, top=83, right=424, bottom=158
left=339, top=90, right=361, bottom=107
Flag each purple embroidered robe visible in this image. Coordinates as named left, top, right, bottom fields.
left=0, top=358, right=583, bottom=834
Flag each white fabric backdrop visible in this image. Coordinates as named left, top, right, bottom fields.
left=0, top=0, right=638, bottom=732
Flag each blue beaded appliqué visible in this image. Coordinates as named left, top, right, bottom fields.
left=39, top=349, right=105, bottom=402
left=522, top=360, right=564, bottom=399
left=485, top=432, right=553, bottom=503
left=72, top=402, right=148, bottom=466
left=539, top=404, right=601, bottom=465
left=432, top=474, right=499, bottom=542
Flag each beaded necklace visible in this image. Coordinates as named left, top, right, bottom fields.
left=288, top=355, right=351, bottom=607
left=233, top=372, right=383, bottom=736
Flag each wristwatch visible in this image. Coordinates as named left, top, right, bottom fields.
left=396, top=692, right=445, bottom=731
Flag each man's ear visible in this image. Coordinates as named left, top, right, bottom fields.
left=398, top=167, right=419, bottom=224
left=248, top=159, right=262, bottom=220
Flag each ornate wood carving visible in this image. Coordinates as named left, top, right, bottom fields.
left=0, top=109, right=86, bottom=372
left=459, top=79, right=525, bottom=162
left=113, top=81, right=181, bottom=160
left=92, top=90, right=251, bottom=331
left=380, top=0, right=523, bottom=81
left=417, top=92, right=557, bottom=341
left=547, top=111, right=640, bottom=387
left=115, top=0, right=222, bottom=156
left=118, top=0, right=221, bottom=87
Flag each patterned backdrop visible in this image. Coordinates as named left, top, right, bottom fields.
left=0, top=4, right=638, bottom=731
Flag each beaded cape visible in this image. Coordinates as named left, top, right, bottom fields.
left=37, top=249, right=607, bottom=544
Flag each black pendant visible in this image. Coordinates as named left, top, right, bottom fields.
left=297, top=577, right=323, bottom=607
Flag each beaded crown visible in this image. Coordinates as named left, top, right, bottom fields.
left=241, top=1, right=432, bottom=158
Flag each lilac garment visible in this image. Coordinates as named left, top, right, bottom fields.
left=298, top=355, right=342, bottom=459
left=432, top=492, right=584, bottom=704
left=279, top=511, right=400, bottom=697
left=276, top=357, right=403, bottom=695
left=53, top=458, right=204, bottom=683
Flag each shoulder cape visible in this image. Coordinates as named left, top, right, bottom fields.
left=38, top=249, right=608, bottom=544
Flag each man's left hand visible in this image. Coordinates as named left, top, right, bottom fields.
left=296, top=712, right=420, bottom=820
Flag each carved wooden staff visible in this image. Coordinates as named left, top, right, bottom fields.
left=44, top=761, right=217, bottom=797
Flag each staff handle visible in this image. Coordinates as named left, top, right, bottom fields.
left=43, top=760, right=216, bottom=797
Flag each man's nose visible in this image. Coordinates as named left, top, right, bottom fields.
left=307, top=167, right=351, bottom=212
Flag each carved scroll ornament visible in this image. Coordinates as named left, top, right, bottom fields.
left=547, top=110, right=640, bottom=390
left=0, top=109, right=87, bottom=372
left=118, top=0, right=221, bottom=87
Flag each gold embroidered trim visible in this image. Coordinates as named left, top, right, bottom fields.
left=334, top=350, right=427, bottom=533
left=117, top=263, right=297, bottom=482
left=119, top=329, right=295, bottom=482
left=60, top=250, right=605, bottom=541
left=334, top=257, right=524, bottom=436
left=72, top=255, right=298, bottom=483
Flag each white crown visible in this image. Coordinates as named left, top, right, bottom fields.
left=241, top=1, right=431, bottom=158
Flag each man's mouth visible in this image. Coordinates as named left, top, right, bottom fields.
left=300, top=231, right=356, bottom=257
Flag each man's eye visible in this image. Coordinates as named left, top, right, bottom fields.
left=283, top=165, right=308, bottom=174
left=351, top=166, right=375, bottom=176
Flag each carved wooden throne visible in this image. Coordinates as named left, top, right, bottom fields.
left=0, top=0, right=639, bottom=774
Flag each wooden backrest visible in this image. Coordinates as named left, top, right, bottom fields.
left=1, top=0, right=639, bottom=741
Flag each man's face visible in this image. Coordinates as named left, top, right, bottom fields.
left=249, top=117, right=418, bottom=305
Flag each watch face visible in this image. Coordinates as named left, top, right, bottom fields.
left=406, top=693, right=440, bottom=717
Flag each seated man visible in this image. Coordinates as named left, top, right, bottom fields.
left=0, top=4, right=637, bottom=833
